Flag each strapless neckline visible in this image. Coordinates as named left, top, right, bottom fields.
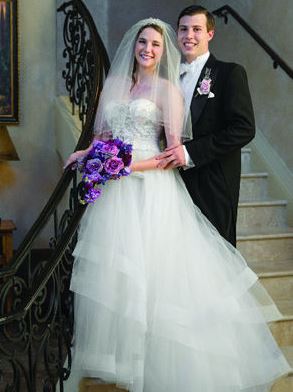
left=122, top=98, right=162, bottom=114
left=104, top=98, right=163, bottom=151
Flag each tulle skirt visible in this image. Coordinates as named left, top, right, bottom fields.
left=65, top=148, right=291, bottom=392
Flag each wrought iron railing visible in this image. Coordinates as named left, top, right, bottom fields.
left=59, top=0, right=110, bottom=139
left=213, top=5, right=293, bottom=79
left=0, top=1, right=110, bottom=391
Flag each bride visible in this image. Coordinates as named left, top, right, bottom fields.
left=63, top=18, right=290, bottom=392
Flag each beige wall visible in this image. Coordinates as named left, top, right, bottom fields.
left=197, top=0, right=293, bottom=171
left=83, top=0, right=191, bottom=59
left=0, top=0, right=61, bottom=247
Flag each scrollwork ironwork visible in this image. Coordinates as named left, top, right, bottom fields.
left=60, top=2, right=101, bottom=126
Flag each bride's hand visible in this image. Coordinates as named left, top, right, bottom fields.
left=63, top=150, right=87, bottom=169
left=156, top=144, right=186, bottom=169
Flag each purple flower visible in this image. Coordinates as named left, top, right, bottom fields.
left=121, top=153, right=132, bottom=167
left=83, top=187, right=102, bottom=203
left=120, top=167, right=132, bottom=176
left=99, top=143, right=119, bottom=156
left=124, top=144, right=133, bottom=154
left=86, top=172, right=104, bottom=183
left=118, top=142, right=132, bottom=155
left=112, top=138, right=123, bottom=148
left=83, top=180, right=94, bottom=189
left=199, top=78, right=211, bottom=95
left=85, top=158, right=103, bottom=173
left=104, top=157, right=124, bottom=175
left=92, top=140, right=105, bottom=150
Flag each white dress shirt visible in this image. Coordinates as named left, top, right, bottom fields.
left=180, top=52, right=210, bottom=168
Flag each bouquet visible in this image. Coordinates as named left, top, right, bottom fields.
left=74, top=138, right=133, bottom=204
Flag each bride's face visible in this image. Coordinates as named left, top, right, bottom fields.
left=134, top=27, right=164, bottom=71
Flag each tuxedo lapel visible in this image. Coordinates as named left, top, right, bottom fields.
left=190, top=54, right=218, bottom=126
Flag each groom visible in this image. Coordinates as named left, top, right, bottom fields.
left=157, top=5, right=255, bottom=246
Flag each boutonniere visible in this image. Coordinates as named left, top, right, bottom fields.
left=197, top=68, right=215, bottom=98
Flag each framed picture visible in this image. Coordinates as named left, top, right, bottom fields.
left=0, top=0, right=19, bottom=124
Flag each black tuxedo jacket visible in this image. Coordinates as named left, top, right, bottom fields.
left=180, top=54, right=255, bottom=246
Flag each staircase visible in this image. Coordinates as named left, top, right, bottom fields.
left=238, top=147, right=293, bottom=391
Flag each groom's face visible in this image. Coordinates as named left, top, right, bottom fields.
left=177, top=14, right=214, bottom=63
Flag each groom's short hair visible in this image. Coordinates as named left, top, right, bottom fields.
left=177, top=5, right=215, bottom=32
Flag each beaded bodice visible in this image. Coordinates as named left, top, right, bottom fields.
left=104, top=99, right=163, bottom=151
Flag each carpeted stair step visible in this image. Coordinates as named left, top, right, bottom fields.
left=237, top=229, right=293, bottom=262
left=239, top=172, right=269, bottom=201
left=270, top=315, right=293, bottom=347
left=237, top=200, right=288, bottom=231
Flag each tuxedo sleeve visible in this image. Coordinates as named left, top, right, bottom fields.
left=185, top=64, right=255, bottom=169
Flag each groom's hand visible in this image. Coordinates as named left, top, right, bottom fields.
left=156, top=144, right=186, bottom=169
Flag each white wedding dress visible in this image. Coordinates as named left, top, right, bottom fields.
left=64, top=99, right=290, bottom=392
